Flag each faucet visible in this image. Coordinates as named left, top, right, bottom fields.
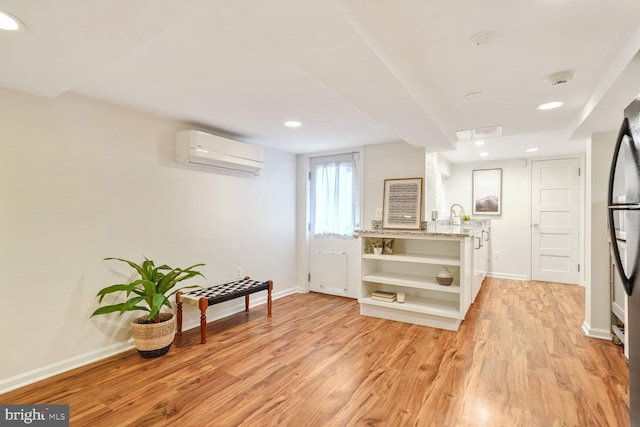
left=450, top=204, right=464, bottom=225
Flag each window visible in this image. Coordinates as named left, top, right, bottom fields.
left=310, top=153, right=358, bottom=237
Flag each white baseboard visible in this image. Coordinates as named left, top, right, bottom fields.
left=0, top=340, right=135, bottom=395
left=582, top=320, right=612, bottom=341
left=486, top=272, right=527, bottom=281
left=0, top=287, right=302, bottom=395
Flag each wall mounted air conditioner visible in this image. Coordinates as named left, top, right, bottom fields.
left=175, top=130, right=263, bottom=175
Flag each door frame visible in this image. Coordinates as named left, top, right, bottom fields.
left=527, top=155, right=585, bottom=285
left=296, top=147, right=365, bottom=294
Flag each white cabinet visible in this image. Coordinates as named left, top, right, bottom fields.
left=472, top=229, right=490, bottom=302
left=358, top=232, right=479, bottom=331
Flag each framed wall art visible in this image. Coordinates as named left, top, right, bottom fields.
left=382, top=238, right=394, bottom=254
left=472, top=168, right=502, bottom=215
left=382, top=177, right=423, bottom=229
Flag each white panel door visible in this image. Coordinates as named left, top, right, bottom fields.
left=309, top=242, right=359, bottom=298
left=308, top=153, right=361, bottom=299
left=531, top=159, right=580, bottom=284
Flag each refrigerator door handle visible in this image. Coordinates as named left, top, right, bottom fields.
left=608, top=203, right=640, bottom=210
left=607, top=117, right=635, bottom=295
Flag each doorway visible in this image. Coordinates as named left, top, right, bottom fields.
left=308, top=152, right=361, bottom=299
left=530, top=158, right=580, bottom=284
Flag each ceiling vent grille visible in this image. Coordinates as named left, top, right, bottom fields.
left=456, top=125, right=502, bottom=141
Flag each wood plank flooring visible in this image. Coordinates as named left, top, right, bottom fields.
left=0, top=278, right=629, bottom=426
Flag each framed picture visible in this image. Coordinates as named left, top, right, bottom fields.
left=472, top=168, right=502, bottom=215
left=382, top=239, right=394, bottom=254
left=382, top=178, right=423, bottom=230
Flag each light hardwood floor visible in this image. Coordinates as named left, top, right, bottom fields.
left=0, top=278, right=629, bottom=426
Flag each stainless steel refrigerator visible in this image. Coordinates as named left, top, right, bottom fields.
left=608, top=96, right=640, bottom=426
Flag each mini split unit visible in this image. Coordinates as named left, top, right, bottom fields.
left=175, top=130, right=263, bottom=175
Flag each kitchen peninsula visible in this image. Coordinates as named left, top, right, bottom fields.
left=356, top=220, right=490, bottom=331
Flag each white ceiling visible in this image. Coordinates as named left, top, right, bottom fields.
left=2, top=0, right=640, bottom=163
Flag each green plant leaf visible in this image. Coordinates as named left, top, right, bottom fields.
left=119, top=296, right=148, bottom=314
left=96, top=284, right=131, bottom=302
left=158, top=267, right=204, bottom=294
left=92, top=258, right=204, bottom=321
left=90, top=300, right=149, bottom=317
left=104, top=257, right=146, bottom=278
left=148, top=294, right=168, bottom=321
left=156, top=269, right=180, bottom=295
left=139, top=279, right=157, bottom=298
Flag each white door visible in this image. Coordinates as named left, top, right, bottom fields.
left=308, top=153, right=361, bottom=299
left=531, top=158, right=580, bottom=284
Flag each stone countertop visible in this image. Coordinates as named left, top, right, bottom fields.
left=356, top=219, right=490, bottom=238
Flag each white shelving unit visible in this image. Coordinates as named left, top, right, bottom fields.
left=358, top=231, right=487, bottom=331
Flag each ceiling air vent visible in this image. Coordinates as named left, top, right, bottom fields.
left=472, top=125, right=502, bottom=139
left=456, top=126, right=503, bottom=141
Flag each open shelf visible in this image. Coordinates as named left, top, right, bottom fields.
left=612, top=301, right=625, bottom=322
left=612, top=324, right=625, bottom=343
left=359, top=295, right=462, bottom=319
left=362, top=253, right=460, bottom=266
left=359, top=231, right=489, bottom=331
left=362, top=271, right=461, bottom=294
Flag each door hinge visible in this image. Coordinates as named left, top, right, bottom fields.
left=308, top=222, right=311, bottom=231
left=308, top=273, right=311, bottom=282
left=308, top=171, right=311, bottom=180
left=578, top=168, right=581, bottom=176
left=578, top=264, right=581, bottom=272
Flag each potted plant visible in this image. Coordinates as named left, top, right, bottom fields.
left=91, top=257, right=204, bottom=358
left=365, top=238, right=383, bottom=255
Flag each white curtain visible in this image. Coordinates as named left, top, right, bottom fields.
left=311, top=154, right=356, bottom=237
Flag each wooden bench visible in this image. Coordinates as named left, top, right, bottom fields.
left=176, top=277, right=273, bottom=344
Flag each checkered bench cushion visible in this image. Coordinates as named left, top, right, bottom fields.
left=180, top=278, right=271, bottom=306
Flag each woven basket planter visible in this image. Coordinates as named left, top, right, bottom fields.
left=131, top=312, right=175, bottom=359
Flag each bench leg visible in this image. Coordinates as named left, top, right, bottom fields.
left=267, top=280, right=273, bottom=317
left=199, top=298, right=208, bottom=344
left=245, top=294, right=250, bottom=312
left=176, top=291, right=183, bottom=334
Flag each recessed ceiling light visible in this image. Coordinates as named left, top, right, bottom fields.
left=480, top=152, right=488, bottom=157
left=0, top=10, right=24, bottom=31
left=525, top=147, right=539, bottom=153
left=474, top=140, right=485, bottom=146
left=464, top=91, right=485, bottom=99
left=537, top=101, right=564, bottom=111
left=284, top=121, right=301, bottom=128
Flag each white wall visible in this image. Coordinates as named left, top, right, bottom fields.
left=584, top=131, right=617, bottom=339
left=362, top=141, right=426, bottom=228
left=444, top=159, right=530, bottom=280
left=0, top=89, right=298, bottom=392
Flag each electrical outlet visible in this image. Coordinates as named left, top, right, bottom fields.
left=493, top=251, right=499, bottom=260
left=236, top=267, right=242, bottom=278
left=375, top=208, right=383, bottom=220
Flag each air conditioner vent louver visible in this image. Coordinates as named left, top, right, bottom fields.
left=175, top=130, right=263, bottom=176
